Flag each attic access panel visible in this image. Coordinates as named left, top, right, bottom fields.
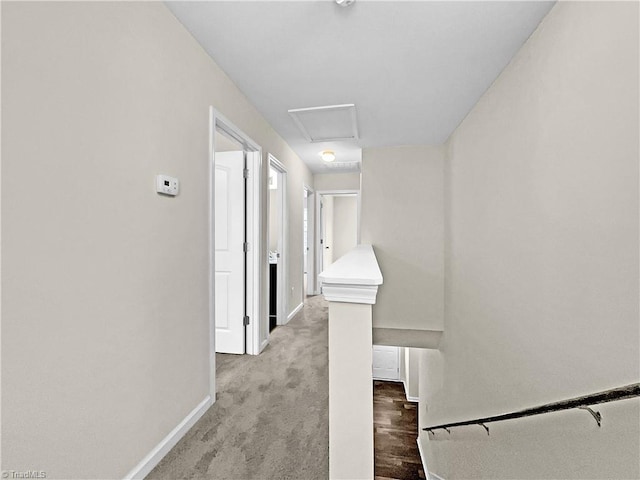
left=288, top=104, right=359, bottom=143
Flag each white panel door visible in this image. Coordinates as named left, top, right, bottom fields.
left=215, top=151, right=245, bottom=354
left=372, top=345, right=400, bottom=380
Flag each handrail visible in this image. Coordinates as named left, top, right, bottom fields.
left=424, top=383, right=639, bottom=436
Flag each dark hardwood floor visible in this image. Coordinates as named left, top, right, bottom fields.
left=374, top=380, right=426, bottom=480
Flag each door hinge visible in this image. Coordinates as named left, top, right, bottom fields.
left=243, top=315, right=250, bottom=326
left=243, top=242, right=249, bottom=252
left=243, top=168, right=249, bottom=179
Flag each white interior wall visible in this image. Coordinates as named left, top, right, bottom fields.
left=314, top=172, right=361, bottom=191
left=282, top=153, right=312, bottom=316
left=399, top=347, right=406, bottom=383
left=421, top=2, right=639, bottom=478
left=360, top=146, right=445, bottom=335
left=1, top=3, right=312, bottom=478
left=331, top=196, right=358, bottom=261
left=403, top=348, right=420, bottom=401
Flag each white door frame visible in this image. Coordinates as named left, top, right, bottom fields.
left=315, top=189, right=360, bottom=295
left=304, top=185, right=315, bottom=296
left=209, top=108, right=263, bottom=398
left=268, top=154, right=288, bottom=326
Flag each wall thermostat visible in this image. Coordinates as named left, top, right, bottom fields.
left=156, top=174, right=179, bottom=196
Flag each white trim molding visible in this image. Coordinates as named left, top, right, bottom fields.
left=322, top=284, right=379, bottom=304
left=319, top=245, right=382, bottom=304
left=211, top=107, right=263, bottom=359
left=287, top=302, right=304, bottom=323
left=403, top=381, right=419, bottom=403
left=268, top=154, right=288, bottom=328
left=124, top=396, right=212, bottom=480
left=417, top=437, right=446, bottom=480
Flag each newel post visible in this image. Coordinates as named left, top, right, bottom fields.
left=320, top=245, right=383, bottom=480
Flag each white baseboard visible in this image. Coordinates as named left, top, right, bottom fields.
left=373, top=376, right=402, bottom=382
left=287, top=302, right=304, bottom=322
left=123, top=396, right=212, bottom=480
left=402, top=380, right=419, bottom=402
left=417, top=436, right=446, bottom=480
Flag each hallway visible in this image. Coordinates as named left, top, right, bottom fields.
left=147, top=295, right=329, bottom=479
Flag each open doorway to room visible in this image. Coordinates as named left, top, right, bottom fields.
left=268, top=155, right=287, bottom=332
left=210, top=108, right=265, bottom=386
left=315, top=190, right=359, bottom=294
left=372, top=345, right=401, bottom=381
left=213, top=128, right=246, bottom=355
left=303, top=186, right=315, bottom=297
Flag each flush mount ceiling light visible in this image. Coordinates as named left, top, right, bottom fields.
left=320, top=150, right=336, bottom=162
left=336, top=0, right=355, bottom=6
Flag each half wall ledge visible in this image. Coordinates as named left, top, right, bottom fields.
left=373, top=328, right=443, bottom=349
left=320, top=244, right=382, bottom=480
left=319, top=244, right=383, bottom=304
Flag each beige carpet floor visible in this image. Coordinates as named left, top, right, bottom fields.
left=147, top=295, right=329, bottom=480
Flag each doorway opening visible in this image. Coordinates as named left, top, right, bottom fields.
left=315, top=190, right=360, bottom=294
left=209, top=108, right=264, bottom=396
left=303, top=186, right=315, bottom=297
left=372, top=345, right=401, bottom=381
left=268, top=155, right=287, bottom=332
left=213, top=130, right=246, bottom=355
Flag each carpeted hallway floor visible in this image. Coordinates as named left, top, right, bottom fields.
left=147, top=295, right=329, bottom=480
